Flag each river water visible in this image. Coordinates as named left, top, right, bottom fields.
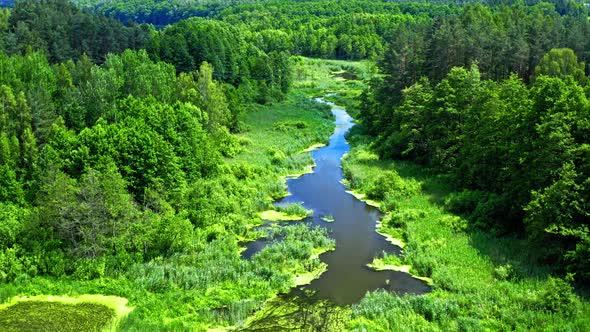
left=244, top=99, right=430, bottom=305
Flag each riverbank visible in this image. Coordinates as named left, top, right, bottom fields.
left=342, top=131, right=590, bottom=330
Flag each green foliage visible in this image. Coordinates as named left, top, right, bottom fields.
left=0, top=203, right=27, bottom=250
left=363, top=2, right=590, bottom=131
left=73, top=0, right=254, bottom=26
left=539, top=276, right=579, bottom=315
left=350, top=292, right=459, bottom=331
left=365, top=60, right=590, bottom=279
left=534, top=48, right=587, bottom=85
left=2, top=0, right=150, bottom=63
left=0, top=19, right=344, bottom=329
left=444, top=190, right=507, bottom=232
left=148, top=17, right=292, bottom=104
left=366, top=170, right=421, bottom=202
left=1, top=0, right=589, bottom=329
left=276, top=203, right=312, bottom=218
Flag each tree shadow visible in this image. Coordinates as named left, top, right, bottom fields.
left=237, top=290, right=348, bottom=332
left=389, top=157, right=557, bottom=283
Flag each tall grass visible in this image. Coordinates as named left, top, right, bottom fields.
left=276, top=203, right=312, bottom=218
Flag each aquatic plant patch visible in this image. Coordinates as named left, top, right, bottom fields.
left=0, top=295, right=132, bottom=332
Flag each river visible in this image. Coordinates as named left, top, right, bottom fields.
left=243, top=98, right=430, bottom=305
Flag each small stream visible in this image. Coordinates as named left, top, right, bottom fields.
left=243, top=98, right=430, bottom=305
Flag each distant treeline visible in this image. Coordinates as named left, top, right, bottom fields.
left=3, top=0, right=588, bottom=62
left=0, top=0, right=291, bottom=103
left=0, top=0, right=149, bottom=63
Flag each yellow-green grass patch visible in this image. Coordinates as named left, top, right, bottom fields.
left=259, top=210, right=308, bottom=221
left=367, top=258, right=433, bottom=286
left=0, top=294, right=132, bottom=332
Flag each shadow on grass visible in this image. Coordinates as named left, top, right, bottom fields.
left=345, top=128, right=556, bottom=287
left=238, top=291, right=348, bottom=332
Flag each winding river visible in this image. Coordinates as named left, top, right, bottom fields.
left=244, top=98, right=430, bottom=305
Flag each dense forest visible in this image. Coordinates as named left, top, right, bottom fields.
left=0, top=0, right=297, bottom=279
left=360, top=4, right=590, bottom=283
left=0, top=0, right=589, bottom=330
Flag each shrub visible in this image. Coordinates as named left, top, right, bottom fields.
left=409, top=296, right=459, bottom=322
left=267, top=147, right=287, bottom=165
left=72, top=257, right=106, bottom=280
left=0, top=247, right=25, bottom=283
left=367, top=171, right=421, bottom=201
left=409, top=254, right=437, bottom=278
left=385, top=209, right=427, bottom=228
left=276, top=203, right=312, bottom=218
left=444, top=190, right=484, bottom=216
left=538, top=276, right=578, bottom=316
left=440, top=215, right=468, bottom=232
left=493, top=264, right=513, bottom=281
left=444, top=190, right=508, bottom=233
left=273, top=121, right=308, bottom=131
left=229, top=163, right=262, bottom=180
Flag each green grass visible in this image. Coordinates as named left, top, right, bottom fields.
left=321, top=215, right=335, bottom=223
left=342, top=131, right=590, bottom=331
left=258, top=203, right=313, bottom=222
left=277, top=203, right=312, bottom=218
left=230, top=91, right=334, bottom=178
left=292, top=56, right=374, bottom=95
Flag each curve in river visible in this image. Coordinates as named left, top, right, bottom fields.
left=244, top=98, right=430, bottom=305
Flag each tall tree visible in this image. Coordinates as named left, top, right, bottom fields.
left=534, top=48, right=587, bottom=86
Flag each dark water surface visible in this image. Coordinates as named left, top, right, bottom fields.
left=244, top=99, right=430, bottom=305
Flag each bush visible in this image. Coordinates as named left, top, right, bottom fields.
left=444, top=190, right=508, bottom=233
left=228, top=163, right=262, bottom=180
left=367, top=171, right=421, bottom=201
left=381, top=192, right=401, bottom=212
left=72, top=257, right=106, bottom=280
left=440, top=215, right=468, bottom=232
left=383, top=209, right=427, bottom=228
left=273, top=121, right=308, bottom=131
left=538, top=277, right=578, bottom=316
left=409, top=254, right=437, bottom=278
left=0, top=247, right=25, bottom=283
left=267, top=147, right=287, bottom=166
left=493, top=264, right=513, bottom=281
left=0, top=203, right=27, bottom=247
left=276, top=203, right=312, bottom=218
left=409, top=296, right=459, bottom=322
left=444, top=190, right=484, bottom=215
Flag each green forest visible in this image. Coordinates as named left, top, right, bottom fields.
left=0, top=0, right=589, bottom=330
